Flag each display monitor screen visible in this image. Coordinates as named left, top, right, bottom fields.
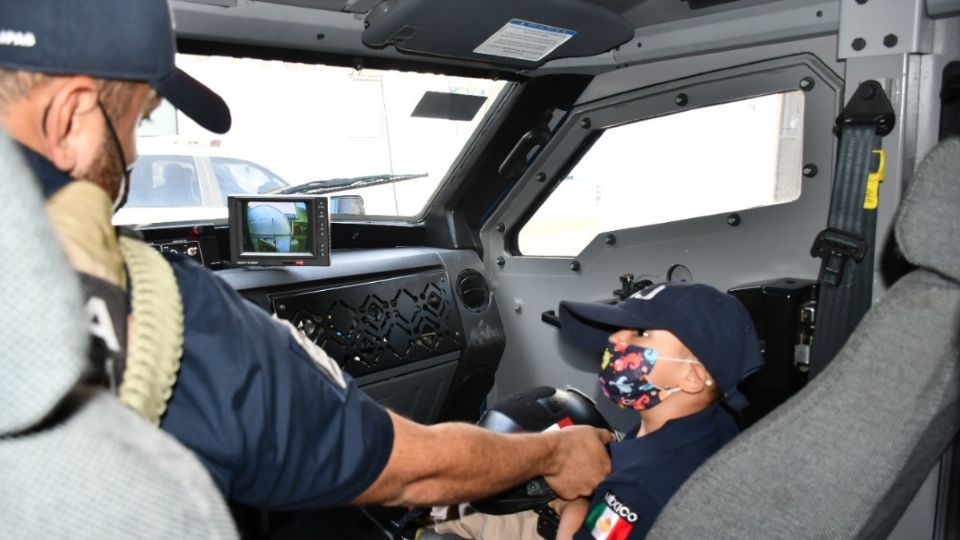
left=242, top=201, right=311, bottom=254
left=228, top=195, right=330, bottom=266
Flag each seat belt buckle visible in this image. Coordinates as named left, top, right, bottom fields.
left=810, top=228, right=867, bottom=287
left=534, top=505, right=560, bottom=540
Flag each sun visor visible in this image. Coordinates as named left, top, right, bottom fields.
left=362, top=0, right=634, bottom=69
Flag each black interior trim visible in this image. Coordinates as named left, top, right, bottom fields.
left=505, top=128, right=602, bottom=255
left=427, top=74, right=594, bottom=256
left=940, top=61, right=960, bottom=141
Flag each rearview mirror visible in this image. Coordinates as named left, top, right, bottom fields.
left=411, top=91, right=487, bottom=121
left=331, top=195, right=366, bottom=216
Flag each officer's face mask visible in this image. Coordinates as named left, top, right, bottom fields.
left=598, top=343, right=701, bottom=411
left=96, top=101, right=134, bottom=212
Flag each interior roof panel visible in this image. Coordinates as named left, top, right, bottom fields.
left=585, top=0, right=804, bottom=28
left=245, top=0, right=800, bottom=26
left=172, top=0, right=830, bottom=75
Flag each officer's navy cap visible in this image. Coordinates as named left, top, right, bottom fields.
left=559, top=282, right=764, bottom=411
left=0, top=0, right=231, bottom=134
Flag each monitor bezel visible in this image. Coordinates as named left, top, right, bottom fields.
left=228, top=195, right=330, bottom=267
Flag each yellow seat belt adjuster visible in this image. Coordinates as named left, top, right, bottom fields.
left=863, top=149, right=885, bottom=210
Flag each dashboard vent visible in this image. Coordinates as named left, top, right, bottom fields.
left=456, top=269, right=490, bottom=312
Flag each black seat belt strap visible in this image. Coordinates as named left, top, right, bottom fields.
left=808, top=81, right=894, bottom=378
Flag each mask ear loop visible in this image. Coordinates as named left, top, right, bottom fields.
left=659, top=386, right=684, bottom=397
left=96, top=100, right=132, bottom=212
left=656, top=356, right=700, bottom=365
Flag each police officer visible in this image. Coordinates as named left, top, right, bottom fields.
left=0, top=0, right=612, bottom=510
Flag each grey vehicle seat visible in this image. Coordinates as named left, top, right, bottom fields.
left=649, top=138, right=960, bottom=538
left=0, top=132, right=238, bottom=540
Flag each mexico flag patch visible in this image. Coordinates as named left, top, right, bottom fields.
left=585, top=491, right=638, bottom=540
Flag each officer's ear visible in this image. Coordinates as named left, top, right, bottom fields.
left=43, top=76, right=101, bottom=176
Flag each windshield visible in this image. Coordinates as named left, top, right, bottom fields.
left=114, top=54, right=507, bottom=227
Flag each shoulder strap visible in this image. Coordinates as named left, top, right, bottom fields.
left=807, top=81, right=894, bottom=378
left=117, top=236, right=185, bottom=425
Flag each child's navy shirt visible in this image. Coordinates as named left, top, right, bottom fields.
left=574, top=403, right=738, bottom=539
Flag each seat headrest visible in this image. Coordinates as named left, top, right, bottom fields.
left=895, top=138, right=960, bottom=282
left=0, top=132, right=88, bottom=435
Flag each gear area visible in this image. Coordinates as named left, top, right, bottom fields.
left=232, top=505, right=414, bottom=540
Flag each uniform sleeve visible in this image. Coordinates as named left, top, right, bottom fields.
left=159, top=256, right=394, bottom=510
left=573, top=483, right=661, bottom=540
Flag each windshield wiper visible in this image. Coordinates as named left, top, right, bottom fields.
left=276, top=173, right=428, bottom=195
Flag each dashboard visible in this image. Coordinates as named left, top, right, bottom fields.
left=143, top=223, right=504, bottom=425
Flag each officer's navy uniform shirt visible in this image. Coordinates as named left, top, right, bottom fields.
left=160, top=256, right=394, bottom=509
left=24, top=146, right=395, bottom=510
left=574, top=403, right=738, bottom=539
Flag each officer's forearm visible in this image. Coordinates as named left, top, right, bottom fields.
left=353, top=411, right=561, bottom=506
left=352, top=410, right=611, bottom=507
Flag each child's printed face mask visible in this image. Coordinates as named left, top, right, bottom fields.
left=598, top=342, right=700, bottom=410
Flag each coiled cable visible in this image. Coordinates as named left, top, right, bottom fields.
left=116, top=237, right=184, bottom=425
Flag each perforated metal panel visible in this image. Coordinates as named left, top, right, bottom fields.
left=271, top=271, right=465, bottom=376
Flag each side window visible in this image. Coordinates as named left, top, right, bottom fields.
left=517, top=91, right=805, bottom=256
left=212, top=159, right=288, bottom=206
left=126, top=156, right=202, bottom=208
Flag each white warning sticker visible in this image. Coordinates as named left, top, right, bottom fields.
left=473, top=19, right=577, bottom=63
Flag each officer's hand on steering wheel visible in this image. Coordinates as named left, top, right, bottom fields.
left=543, top=426, right=614, bottom=500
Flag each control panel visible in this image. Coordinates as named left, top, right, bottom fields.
left=152, top=239, right=203, bottom=264
left=148, top=234, right=222, bottom=267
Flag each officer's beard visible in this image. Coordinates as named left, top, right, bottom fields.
left=90, top=101, right=134, bottom=213
left=85, top=135, right=125, bottom=206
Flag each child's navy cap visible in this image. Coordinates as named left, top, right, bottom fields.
left=0, top=0, right=230, bottom=134
left=559, top=282, right=764, bottom=411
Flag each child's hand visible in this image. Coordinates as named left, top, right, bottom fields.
left=555, top=498, right=591, bottom=540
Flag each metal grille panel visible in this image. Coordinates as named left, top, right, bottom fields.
left=271, top=271, right=465, bottom=376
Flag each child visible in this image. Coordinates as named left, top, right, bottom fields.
left=554, top=281, right=763, bottom=539
left=432, top=281, right=763, bottom=540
